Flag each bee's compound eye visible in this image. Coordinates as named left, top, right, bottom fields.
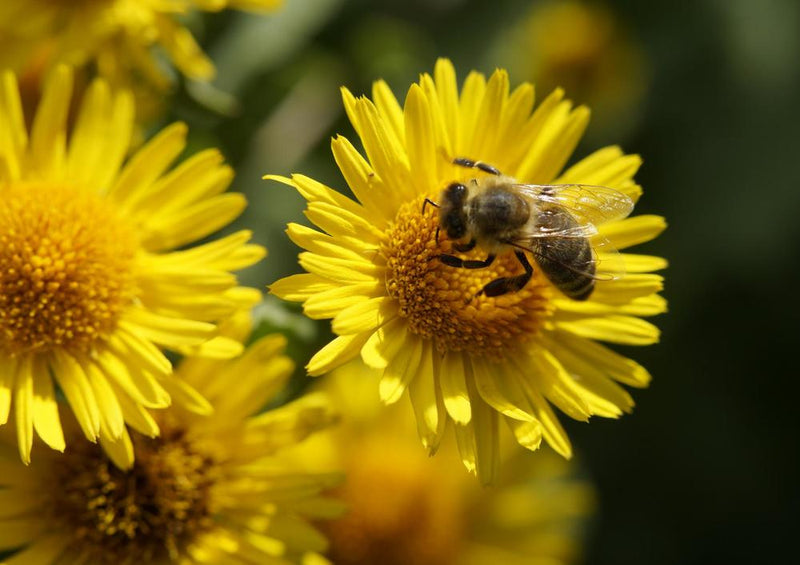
left=446, top=183, right=467, bottom=202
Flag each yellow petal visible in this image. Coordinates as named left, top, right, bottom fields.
left=457, top=71, right=486, bottom=154
left=506, top=418, right=543, bottom=451
left=360, top=317, right=408, bottom=370
left=433, top=58, right=460, bottom=146
left=408, top=341, right=446, bottom=455
left=141, top=192, right=247, bottom=251
left=372, top=79, right=405, bottom=146
left=468, top=375, right=500, bottom=486
left=93, top=349, right=171, bottom=409
left=378, top=335, right=423, bottom=404
left=470, top=355, right=534, bottom=421
left=467, top=68, right=509, bottom=162
left=552, top=331, right=652, bottom=387
left=0, top=71, right=27, bottom=181
left=404, top=84, right=439, bottom=193
left=331, top=135, right=395, bottom=222
left=299, top=252, right=381, bottom=284
left=31, top=357, right=65, bottom=452
left=529, top=349, right=591, bottom=422
left=331, top=296, right=397, bottom=335
left=0, top=356, right=17, bottom=425
left=270, top=273, right=335, bottom=302
left=622, top=253, right=669, bottom=273
left=555, top=315, right=660, bottom=346
left=511, top=368, right=572, bottom=458
left=304, top=282, right=384, bottom=319
left=85, top=362, right=125, bottom=440
left=307, top=333, right=371, bottom=376
left=30, top=65, right=72, bottom=177
left=600, top=215, right=667, bottom=250
left=14, top=355, right=34, bottom=464
left=51, top=352, right=100, bottom=442
left=438, top=351, right=471, bottom=424
left=99, top=428, right=134, bottom=470
left=111, top=122, right=188, bottom=206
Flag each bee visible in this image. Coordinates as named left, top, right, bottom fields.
left=423, top=158, right=633, bottom=300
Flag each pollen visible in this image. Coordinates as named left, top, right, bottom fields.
left=47, top=423, right=218, bottom=563
left=0, top=182, right=137, bottom=356
left=384, top=198, right=554, bottom=360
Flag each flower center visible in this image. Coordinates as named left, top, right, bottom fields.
left=0, top=182, right=137, bottom=356
left=47, top=424, right=218, bottom=563
left=383, top=198, right=554, bottom=360
left=322, top=440, right=465, bottom=565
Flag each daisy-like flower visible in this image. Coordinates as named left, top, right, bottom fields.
left=0, top=312, right=342, bottom=565
left=502, top=0, right=649, bottom=136
left=0, top=66, right=264, bottom=465
left=0, top=0, right=281, bottom=89
left=289, top=366, right=595, bottom=565
left=269, top=58, right=666, bottom=482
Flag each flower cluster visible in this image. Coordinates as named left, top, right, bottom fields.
left=0, top=2, right=665, bottom=562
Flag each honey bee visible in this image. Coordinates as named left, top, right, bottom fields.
left=423, top=158, right=634, bottom=300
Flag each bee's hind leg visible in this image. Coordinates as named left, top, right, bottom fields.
left=478, top=251, right=533, bottom=297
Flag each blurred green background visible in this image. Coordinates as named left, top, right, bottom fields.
left=166, top=0, right=799, bottom=562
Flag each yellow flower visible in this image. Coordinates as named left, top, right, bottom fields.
left=0, top=312, right=342, bottom=565
left=269, top=59, right=666, bottom=482
left=0, top=66, right=264, bottom=465
left=503, top=0, right=649, bottom=135
left=0, top=0, right=282, bottom=88
left=289, top=366, right=595, bottom=565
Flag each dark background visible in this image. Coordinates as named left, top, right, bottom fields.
left=170, top=1, right=800, bottom=562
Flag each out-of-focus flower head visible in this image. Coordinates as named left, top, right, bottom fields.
left=0, top=311, right=343, bottom=564
left=288, top=364, right=596, bottom=565
left=0, top=0, right=282, bottom=121
left=499, top=0, right=649, bottom=138
left=0, top=65, right=265, bottom=466
left=268, top=58, right=666, bottom=482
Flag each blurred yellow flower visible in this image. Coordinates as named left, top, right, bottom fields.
left=0, top=312, right=342, bottom=564
left=0, top=0, right=282, bottom=89
left=501, top=0, right=649, bottom=137
left=269, top=58, right=666, bottom=482
left=290, top=366, right=595, bottom=565
left=0, top=66, right=264, bottom=466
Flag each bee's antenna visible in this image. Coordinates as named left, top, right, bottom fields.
left=435, top=226, right=440, bottom=245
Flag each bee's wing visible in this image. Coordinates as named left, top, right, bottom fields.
left=588, top=234, right=627, bottom=281
left=509, top=233, right=626, bottom=282
left=515, top=183, right=634, bottom=227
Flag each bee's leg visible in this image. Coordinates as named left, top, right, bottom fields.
left=478, top=251, right=533, bottom=297
left=438, top=253, right=495, bottom=269
left=453, top=239, right=477, bottom=253
left=452, top=157, right=501, bottom=176
left=422, top=198, right=439, bottom=214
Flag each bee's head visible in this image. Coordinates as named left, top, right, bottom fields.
left=439, top=182, right=469, bottom=240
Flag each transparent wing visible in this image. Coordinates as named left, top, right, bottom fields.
left=515, top=183, right=634, bottom=227
left=589, top=235, right=627, bottom=281
left=511, top=233, right=626, bottom=281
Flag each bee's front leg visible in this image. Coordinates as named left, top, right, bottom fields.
left=437, top=253, right=495, bottom=269
left=453, top=239, right=477, bottom=253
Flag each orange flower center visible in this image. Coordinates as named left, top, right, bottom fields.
left=0, top=182, right=137, bottom=356
left=383, top=197, right=554, bottom=360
